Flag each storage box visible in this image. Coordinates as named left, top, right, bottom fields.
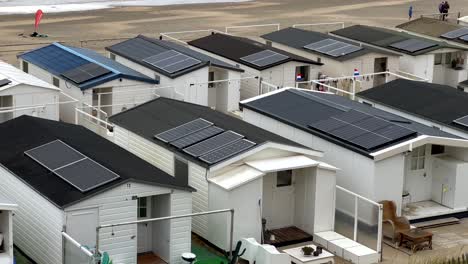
left=313, top=231, right=346, bottom=249
left=328, top=238, right=361, bottom=257
left=343, top=245, right=379, bottom=264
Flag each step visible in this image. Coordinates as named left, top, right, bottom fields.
left=412, top=217, right=460, bottom=229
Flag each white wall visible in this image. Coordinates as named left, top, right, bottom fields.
left=0, top=209, right=13, bottom=261
left=0, top=84, right=59, bottom=122
left=0, top=165, right=64, bottom=264
left=66, top=182, right=191, bottom=264
left=399, top=54, right=435, bottom=82
left=374, top=154, right=405, bottom=215
left=188, top=162, right=209, bottom=238
left=113, top=126, right=175, bottom=175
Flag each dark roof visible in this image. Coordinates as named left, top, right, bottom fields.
left=109, top=97, right=309, bottom=167
left=188, top=33, right=322, bottom=70
left=18, top=43, right=158, bottom=90
left=261, top=27, right=399, bottom=61
left=331, top=25, right=461, bottom=56
left=241, top=88, right=458, bottom=158
left=357, top=79, right=468, bottom=133
left=0, top=116, right=193, bottom=209
left=106, top=35, right=244, bottom=79
left=397, top=17, right=468, bottom=45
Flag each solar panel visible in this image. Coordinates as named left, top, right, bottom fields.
left=183, top=131, right=244, bottom=157
left=0, top=78, right=12, bottom=88
left=142, top=50, right=201, bottom=74
left=61, top=63, right=111, bottom=84
left=54, top=158, right=120, bottom=192
left=441, top=28, right=468, bottom=39
left=308, top=110, right=416, bottom=151
left=453, top=115, right=468, bottom=128
left=25, top=140, right=120, bottom=192
left=155, top=118, right=213, bottom=143
left=25, top=140, right=86, bottom=170
left=460, top=35, right=468, bottom=42
left=389, top=39, right=437, bottom=53
left=171, top=126, right=225, bottom=149
left=240, top=50, right=289, bottom=67
left=199, top=139, right=256, bottom=164
left=303, top=39, right=362, bottom=57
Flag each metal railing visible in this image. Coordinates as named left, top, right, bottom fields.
left=160, top=29, right=227, bottom=44
left=225, top=23, right=280, bottom=35
left=62, top=232, right=96, bottom=264
left=292, top=22, right=345, bottom=31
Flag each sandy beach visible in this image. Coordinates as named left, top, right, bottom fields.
left=0, top=0, right=467, bottom=63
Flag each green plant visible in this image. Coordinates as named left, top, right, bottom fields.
left=301, top=246, right=314, bottom=256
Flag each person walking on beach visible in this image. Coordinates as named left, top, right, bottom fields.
left=408, top=5, right=413, bottom=20
left=439, top=1, right=445, bottom=20
left=442, top=1, right=450, bottom=21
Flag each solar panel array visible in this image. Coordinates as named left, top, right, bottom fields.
left=143, top=50, right=201, bottom=74
left=240, top=50, right=289, bottom=67
left=441, top=28, right=468, bottom=40
left=308, top=110, right=416, bottom=151
left=453, top=115, right=468, bottom=128
left=460, top=35, right=468, bottom=42
left=389, top=39, right=437, bottom=53
left=154, top=118, right=256, bottom=164
left=25, top=140, right=120, bottom=192
left=0, top=78, right=12, bottom=88
left=303, top=39, right=363, bottom=57
left=62, top=63, right=111, bottom=84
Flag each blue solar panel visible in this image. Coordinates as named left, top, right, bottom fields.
left=460, top=35, right=468, bottom=42
left=183, top=131, right=244, bottom=157
left=20, top=44, right=89, bottom=76
left=199, top=139, right=256, bottom=164
left=441, top=28, right=468, bottom=39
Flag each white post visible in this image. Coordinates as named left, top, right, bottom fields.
left=352, top=79, right=356, bottom=100
left=377, top=204, right=383, bottom=261
left=354, top=196, right=358, bottom=241
left=97, top=93, right=102, bottom=126
left=75, top=109, right=79, bottom=125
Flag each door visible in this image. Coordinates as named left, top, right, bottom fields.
left=373, top=57, right=388, bottom=87
left=263, top=171, right=295, bottom=229
left=404, top=146, right=430, bottom=203
left=65, top=208, right=99, bottom=264
left=137, top=196, right=152, bottom=253
left=432, top=158, right=455, bottom=208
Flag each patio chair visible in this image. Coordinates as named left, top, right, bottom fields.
left=380, top=200, right=411, bottom=245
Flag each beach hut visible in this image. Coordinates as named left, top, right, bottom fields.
left=0, top=60, right=60, bottom=123
left=0, top=194, right=17, bottom=264
left=106, top=35, right=245, bottom=112
left=17, top=43, right=158, bottom=123
left=0, top=116, right=193, bottom=264
left=187, top=33, right=322, bottom=100
left=108, top=97, right=337, bottom=251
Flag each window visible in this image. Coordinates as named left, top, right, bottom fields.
left=22, top=61, right=28, bottom=73
left=52, top=77, right=60, bottom=87
left=175, top=156, right=188, bottom=178
left=295, top=66, right=310, bottom=82
left=445, top=53, right=452, bottom=65
left=431, top=145, right=445, bottom=155
left=434, top=54, right=442, bottom=65
left=208, top=71, right=215, bottom=88
left=277, top=170, right=292, bottom=187
left=109, top=53, right=116, bottom=60
left=138, top=197, right=148, bottom=218
left=410, top=146, right=426, bottom=170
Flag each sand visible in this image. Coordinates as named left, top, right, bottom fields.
left=0, top=0, right=467, bottom=63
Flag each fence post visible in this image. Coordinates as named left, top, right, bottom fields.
left=354, top=196, right=358, bottom=241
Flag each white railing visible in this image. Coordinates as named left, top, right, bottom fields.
left=225, top=23, right=280, bottom=35
left=260, top=80, right=280, bottom=94
left=336, top=185, right=383, bottom=261
left=292, top=22, right=345, bottom=31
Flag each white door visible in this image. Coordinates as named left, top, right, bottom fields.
left=137, top=197, right=152, bottom=253
left=263, top=171, right=295, bottom=229
left=66, top=208, right=99, bottom=264
left=432, top=158, right=455, bottom=208
left=404, top=146, right=430, bottom=203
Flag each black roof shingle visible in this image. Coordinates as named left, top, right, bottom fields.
left=188, top=33, right=322, bottom=71
left=109, top=97, right=310, bottom=167
left=0, top=116, right=193, bottom=208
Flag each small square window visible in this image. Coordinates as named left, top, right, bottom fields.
left=208, top=72, right=215, bottom=88
left=277, top=170, right=292, bottom=187
left=410, top=146, right=426, bottom=171
left=434, top=54, right=442, bottom=65
left=53, top=77, right=60, bottom=87
left=138, top=197, right=148, bottom=218
left=22, top=61, right=29, bottom=73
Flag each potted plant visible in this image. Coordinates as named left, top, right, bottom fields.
left=301, top=246, right=314, bottom=256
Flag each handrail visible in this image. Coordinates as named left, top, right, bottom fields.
left=225, top=23, right=280, bottom=34
left=62, top=232, right=94, bottom=258
left=292, top=22, right=345, bottom=30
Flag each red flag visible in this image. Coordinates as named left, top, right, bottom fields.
left=34, top=9, right=43, bottom=32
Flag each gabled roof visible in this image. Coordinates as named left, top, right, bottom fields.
left=109, top=97, right=314, bottom=167
left=188, top=33, right=322, bottom=71
left=0, top=60, right=58, bottom=91
left=397, top=17, right=468, bottom=45
left=261, top=27, right=400, bottom=61
left=241, top=88, right=458, bottom=158
left=18, top=43, right=158, bottom=90
left=0, top=116, right=193, bottom=209
left=357, top=79, right=468, bottom=134
left=331, top=25, right=462, bottom=56
left=106, top=35, right=244, bottom=79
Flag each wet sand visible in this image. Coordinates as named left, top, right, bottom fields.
left=1, top=0, right=467, bottom=63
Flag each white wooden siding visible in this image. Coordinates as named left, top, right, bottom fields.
left=0, top=165, right=64, bottom=264
left=170, top=192, right=192, bottom=264
left=113, top=126, right=175, bottom=175
left=188, top=162, right=209, bottom=238
left=67, top=182, right=191, bottom=264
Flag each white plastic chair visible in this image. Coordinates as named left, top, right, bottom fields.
left=240, top=238, right=261, bottom=264
left=256, top=244, right=291, bottom=264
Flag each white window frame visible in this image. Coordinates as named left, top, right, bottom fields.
left=410, top=146, right=426, bottom=171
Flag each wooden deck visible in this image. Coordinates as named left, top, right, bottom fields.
left=138, top=253, right=167, bottom=264
left=264, top=226, right=313, bottom=247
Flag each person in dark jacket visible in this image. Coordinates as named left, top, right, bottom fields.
left=442, top=1, right=450, bottom=21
